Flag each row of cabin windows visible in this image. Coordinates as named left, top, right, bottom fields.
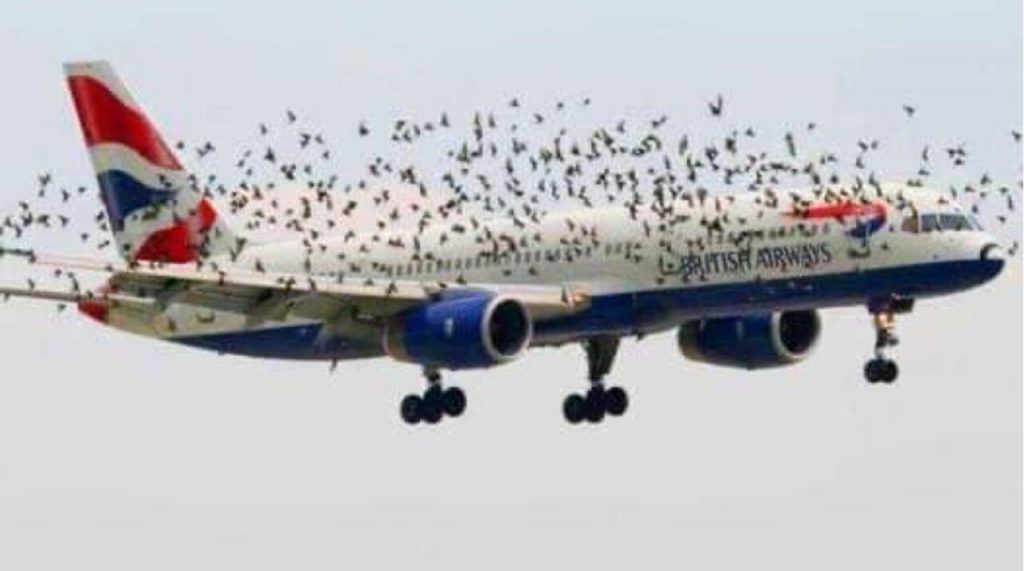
left=352, top=222, right=842, bottom=277
left=674, top=223, right=831, bottom=247
left=388, top=244, right=610, bottom=277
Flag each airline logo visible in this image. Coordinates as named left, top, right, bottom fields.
left=65, top=62, right=217, bottom=263
left=791, top=201, right=888, bottom=239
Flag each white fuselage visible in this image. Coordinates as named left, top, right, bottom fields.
left=100, top=184, right=1004, bottom=358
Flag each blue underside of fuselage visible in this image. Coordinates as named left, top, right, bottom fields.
left=169, top=258, right=1003, bottom=361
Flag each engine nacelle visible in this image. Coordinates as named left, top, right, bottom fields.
left=384, top=293, right=532, bottom=370
left=677, top=310, right=821, bottom=369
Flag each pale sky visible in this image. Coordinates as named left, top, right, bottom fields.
left=0, top=1, right=1021, bottom=570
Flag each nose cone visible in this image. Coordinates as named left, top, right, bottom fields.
left=977, top=242, right=1006, bottom=282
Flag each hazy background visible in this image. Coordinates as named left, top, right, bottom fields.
left=0, top=1, right=1021, bottom=569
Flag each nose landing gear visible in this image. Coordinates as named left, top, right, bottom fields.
left=864, top=301, right=909, bottom=384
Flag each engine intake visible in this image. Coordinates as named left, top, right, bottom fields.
left=677, top=310, right=821, bottom=369
left=384, top=293, right=532, bottom=370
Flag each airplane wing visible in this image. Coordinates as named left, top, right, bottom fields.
left=6, top=251, right=590, bottom=325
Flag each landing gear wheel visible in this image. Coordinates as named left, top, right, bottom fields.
left=881, top=359, right=898, bottom=383
left=864, top=358, right=898, bottom=384
left=584, top=387, right=606, bottom=423
left=865, top=303, right=907, bottom=385
left=563, top=394, right=586, bottom=424
left=420, top=389, right=443, bottom=424
left=400, top=395, right=422, bottom=424
left=864, top=359, right=880, bottom=383
left=442, top=387, right=467, bottom=417
left=604, top=386, right=629, bottom=416
left=400, top=368, right=468, bottom=425
left=564, top=336, right=626, bottom=425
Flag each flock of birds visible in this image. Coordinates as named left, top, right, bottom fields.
left=1, top=94, right=1021, bottom=309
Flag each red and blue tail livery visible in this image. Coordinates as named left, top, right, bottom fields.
left=64, top=61, right=234, bottom=263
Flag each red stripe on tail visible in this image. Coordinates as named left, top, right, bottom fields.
left=67, top=75, right=182, bottom=171
left=133, top=199, right=218, bottom=264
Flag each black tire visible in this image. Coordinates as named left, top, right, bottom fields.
left=604, top=386, right=629, bottom=416
left=584, top=388, right=606, bottom=423
left=563, top=394, right=586, bottom=424
left=420, top=391, right=443, bottom=424
left=425, top=384, right=443, bottom=403
left=400, top=394, right=422, bottom=424
left=442, top=387, right=467, bottom=417
left=864, top=359, right=882, bottom=383
left=881, top=360, right=899, bottom=383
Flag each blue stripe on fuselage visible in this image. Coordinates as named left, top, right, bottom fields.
left=166, top=258, right=1002, bottom=361
left=534, top=257, right=1002, bottom=339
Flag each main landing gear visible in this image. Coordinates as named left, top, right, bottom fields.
left=563, top=336, right=629, bottom=424
left=400, top=368, right=466, bottom=425
left=864, top=299, right=912, bottom=384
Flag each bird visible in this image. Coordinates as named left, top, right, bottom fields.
left=708, top=94, right=724, bottom=117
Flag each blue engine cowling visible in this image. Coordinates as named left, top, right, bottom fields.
left=677, top=310, right=821, bottom=369
left=383, top=293, right=533, bottom=370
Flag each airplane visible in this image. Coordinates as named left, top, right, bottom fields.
left=0, top=62, right=1006, bottom=426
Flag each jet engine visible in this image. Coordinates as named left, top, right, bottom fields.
left=677, top=310, right=821, bottom=369
left=384, top=293, right=532, bottom=370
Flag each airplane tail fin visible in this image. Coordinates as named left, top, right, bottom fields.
left=64, top=61, right=237, bottom=264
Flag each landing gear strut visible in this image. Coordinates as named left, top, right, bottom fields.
left=864, top=300, right=910, bottom=384
left=400, top=368, right=466, bottom=425
left=563, top=336, right=629, bottom=424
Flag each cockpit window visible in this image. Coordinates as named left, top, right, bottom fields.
left=902, top=212, right=978, bottom=234
left=921, top=214, right=940, bottom=232
left=939, top=213, right=972, bottom=231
